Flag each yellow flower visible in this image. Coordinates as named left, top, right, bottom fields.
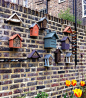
left=80, top=81, right=85, bottom=86
left=65, top=80, right=71, bottom=86
left=73, top=88, right=82, bottom=97
left=71, top=80, right=77, bottom=86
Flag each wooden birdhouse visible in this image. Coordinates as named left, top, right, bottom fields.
left=44, top=54, right=53, bottom=67
left=29, top=23, right=39, bottom=36
left=27, top=50, right=41, bottom=59
left=7, top=13, right=22, bottom=23
left=65, top=53, right=72, bottom=63
left=44, top=30, right=59, bottom=48
left=61, top=36, right=70, bottom=50
left=9, top=34, right=22, bottom=48
left=54, top=49, right=62, bottom=63
left=37, top=17, right=48, bottom=30
left=63, top=26, right=72, bottom=34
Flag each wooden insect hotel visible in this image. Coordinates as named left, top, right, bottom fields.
left=27, top=50, right=41, bottom=59
left=44, top=30, right=59, bottom=48
left=65, top=53, right=72, bottom=63
left=61, top=36, right=70, bottom=50
left=44, top=54, right=53, bottom=67
left=37, top=17, right=48, bottom=30
left=29, top=23, right=39, bottom=36
left=7, top=13, right=22, bottom=23
left=63, top=26, right=72, bottom=34
left=9, top=34, right=22, bottom=48
left=54, top=49, right=62, bottom=63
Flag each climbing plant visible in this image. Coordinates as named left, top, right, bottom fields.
left=58, top=8, right=82, bottom=25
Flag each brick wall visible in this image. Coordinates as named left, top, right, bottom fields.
left=0, top=0, right=86, bottom=98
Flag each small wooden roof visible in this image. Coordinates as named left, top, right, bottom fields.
left=38, top=17, right=48, bottom=23
left=44, top=54, right=53, bottom=59
left=54, top=48, right=62, bottom=53
left=66, top=53, right=72, bottom=57
left=61, top=36, right=70, bottom=42
left=27, top=50, right=41, bottom=58
left=7, top=13, right=22, bottom=23
left=9, top=34, right=22, bottom=41
left=44, top=30, right=59, bottom=39
left=63, top=26, right=72, bottom=33
left=29, top=23, right=39, bottom=29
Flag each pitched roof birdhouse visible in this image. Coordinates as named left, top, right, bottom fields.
left=61, top=36, right=70, bottom=50
left=65, top=53, right=72, bottom=63
left=7, top=13, right=22, bottom=23
left=38, top=17, right=48, bottom=30
left=44, top=30, right=59, bottom=49
left=54, top=49, right=62, bottom=63
left=44, top=54, right=53, bottom=67
left=9, top=34, right=22, bottom=48
left=63, top=26, right=72, bottom=34
left=29, top=23, right=39, bottom=36
left=27, top=50, right=41, bottom=59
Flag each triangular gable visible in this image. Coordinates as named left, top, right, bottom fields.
left=44, top=30, right=59, bottom=39
left=66, top=53, right=72, bottom=57
left=9, top=34, right=22, bottom=41
left=54, top=48, right=62, bottom=53
left=27, top=50, right=41, bottom=58
left=63, top=26, right=72, bottom=33
left=38, top=17, right=48, bottom=23
left=29, top=23, right=39, bottom=29
left=44, top=54, right=53, bottom=59
left=7, top=13, right=22, bottom=23
left=61, top=36, right=70, bottom=42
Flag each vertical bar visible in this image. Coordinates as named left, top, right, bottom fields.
left=46, top=0, right=48, bottom=14
left=75, top=0, right=77, bottom=67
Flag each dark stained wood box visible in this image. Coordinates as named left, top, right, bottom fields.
left=9, top=34, right=22, bottom=48
left=37, top=17, right=48, bottom=30
left=54, top=49, right=62, bottom=63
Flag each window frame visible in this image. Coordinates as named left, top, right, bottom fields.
left=23, top=0, right=28, bottom=8
left=58, top=0, right=65, bottom=3
left=82, top=0, right=86, bottom=17
left=12, top=0, right=16, bottom=3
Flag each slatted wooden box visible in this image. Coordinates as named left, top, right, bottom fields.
left=61, top=36, right=70, bottom=50
left=9, top=34, right=22, bottom=48
left=44, top=30, right=59, bottom=48
left=37, top=17, right=48, bottom=30
left=29, top=23, right=39, bottom=36
left=44, top=54, right=53, bottom=67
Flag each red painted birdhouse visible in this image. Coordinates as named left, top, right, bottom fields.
left=63, top=26, right=72, bottom=34
left=9, top=34, right=22, bottom=48
left=29, top=23, right=39, bottom=36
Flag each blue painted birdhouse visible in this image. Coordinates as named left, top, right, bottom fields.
left=65, top=53, right=72, bottom=63
left=44, top=30, right=59, bottom=49
left=44, top=54, right=53, bottom=67
left=61, top=36, right=70, bottom=50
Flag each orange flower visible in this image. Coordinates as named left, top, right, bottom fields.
left=71, top=80, right=77, bottom=86
left=65, top=80, right=71, bottom=86
left=80, top=81, right=85, bottom=86
left=73, top=88, right=82, bottom=97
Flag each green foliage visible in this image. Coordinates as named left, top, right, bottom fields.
left=58, top=8, right=82, bottom=25
left=35, top=92, right=48, bottom=98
